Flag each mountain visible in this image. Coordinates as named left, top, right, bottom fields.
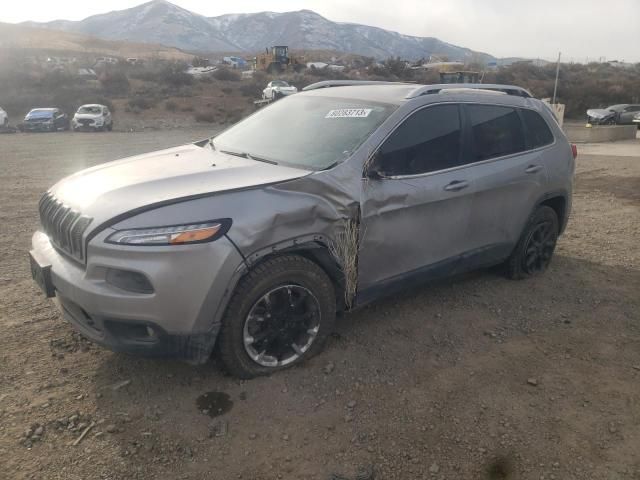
left=21, top=0, right=495, bottom=62
left=23, top=0, right=238, bottom=52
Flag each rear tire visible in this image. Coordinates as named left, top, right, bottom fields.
left=217, top=255, right=336, bottom=379
left=506, top=206, right=559, bottom=280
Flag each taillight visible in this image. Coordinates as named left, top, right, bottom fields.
left=571, top=144, right=578, bottom=159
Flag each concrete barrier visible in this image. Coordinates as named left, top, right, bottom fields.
left=564, top=125, right=638, bottom=143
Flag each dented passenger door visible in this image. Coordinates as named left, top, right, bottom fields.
left=357, top=104, right=475, bottom=301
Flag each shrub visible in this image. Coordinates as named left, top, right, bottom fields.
left=194, top=110, right=217, bottom=123
left=99, top=71, right=130, bottom=95
left=165, top=100, right=178, bottom=112
left=127, top=96, right=156, bottom=110
left=213, top=68, right=240, bottom=81
left=158, top=63, right=194, bottom=87
left=239, top=82, right=263, bottom=98
left=221, top=87, right=233, bottom=95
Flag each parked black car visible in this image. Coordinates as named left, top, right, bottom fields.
left=19, top=108, right=70, bottom=132
left=586, top=104, right=640, bottom=125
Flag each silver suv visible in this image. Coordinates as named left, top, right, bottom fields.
left=29, top=82, right=575, bottom=378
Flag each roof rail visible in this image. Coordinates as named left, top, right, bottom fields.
left=405, top=83, right=533, bottom=99
left=302, top=80, right=411, bottom=91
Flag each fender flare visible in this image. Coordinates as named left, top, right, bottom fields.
left=207, top=234, right=348, bottom=331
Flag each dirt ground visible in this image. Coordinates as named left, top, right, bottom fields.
left=1, top=131, right=639, bottom=480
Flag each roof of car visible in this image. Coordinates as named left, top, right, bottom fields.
left=299, top=82, right=534, bottom=106
left=300, top=84, right=418, bottom=105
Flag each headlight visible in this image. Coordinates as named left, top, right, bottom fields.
left=106, top=220, right=231, bottom=246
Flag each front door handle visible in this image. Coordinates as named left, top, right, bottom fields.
left=443, top=180, right=469, bottom=192
left=525, top=165, right=543, bottom=174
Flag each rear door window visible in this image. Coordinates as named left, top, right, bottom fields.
left=466, top=105, right=525, bottom=161
left=377, top=104, right=462, bottom=176
left=521, top=109, right=554, bottom=148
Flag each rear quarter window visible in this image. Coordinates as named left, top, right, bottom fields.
left=521, top=109, right=554, bottom=149
left=467, top=105, right=525, bottom=161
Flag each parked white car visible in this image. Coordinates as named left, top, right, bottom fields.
left=72, top=104, right=113, bottom=132
left=0, top=106, right=8, bottom=128
left=262, top=80, right=297, bottom=100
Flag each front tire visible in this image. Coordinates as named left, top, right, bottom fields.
left=506, top=206, right=559, bottom=280
left=218, top=255, right=336, bottom=379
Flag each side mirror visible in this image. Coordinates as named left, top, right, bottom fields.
left=365, top=153, right=385, bottom=180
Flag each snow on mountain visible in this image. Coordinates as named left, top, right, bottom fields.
left=22, top=1, right=494, bottom=61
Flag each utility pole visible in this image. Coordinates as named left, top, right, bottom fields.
left=552, top=51, right=561, bottom=105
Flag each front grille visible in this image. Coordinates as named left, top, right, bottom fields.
left=39, top=192, right=92, bottom=262
left=78, top=119, right=94, bottom=126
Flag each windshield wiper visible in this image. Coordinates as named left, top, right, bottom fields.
left=220, top=150, right=278, bottom=165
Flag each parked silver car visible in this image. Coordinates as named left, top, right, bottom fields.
left=29, top=82, right=575, bottom=378
left=587, top=103, right=640, bottom=125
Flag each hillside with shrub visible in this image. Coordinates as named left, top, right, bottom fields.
left=1, top=45, right=638, bottom=130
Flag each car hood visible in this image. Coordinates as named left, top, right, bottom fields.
left=587, top=108, right=614, bottom=118
left=49, top=143, right=309, bottom=227
left=273, top=86, right=296, bottom=91
left=74, top=113, right=102, bottom=120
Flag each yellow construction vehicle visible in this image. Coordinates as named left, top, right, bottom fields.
left=253, top=46, right=305, bottom=74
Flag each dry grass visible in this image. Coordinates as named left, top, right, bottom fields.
left=328, top=219, right=361, bottom=308
left=0, top=22, right=193, bottom=61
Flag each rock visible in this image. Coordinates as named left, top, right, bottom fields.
left=323, top=362, right=335, bottom=375
left=34, top=426, right=44, bottom=436
left=106, top=424, right=117, bottom=433
left=527, top=378, right=538, bottom=386
left=347, top=400, right=357, bottom=409
left=355, top=465, right=375, bottom=480
left=111, top=379, right=131, bottom=391
left=209, top=420, right=228, bottom=438
left=282, top=434, right=290, bottom=441
left=429, top=463, right=440, bottom=474
left=249, top=433, right=257, bottom=440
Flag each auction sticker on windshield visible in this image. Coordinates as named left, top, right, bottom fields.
left=325, top=108, right=372, bottom=118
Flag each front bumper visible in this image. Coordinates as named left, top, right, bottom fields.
left=31, top=230, right=245, bottom=363
left=22, top=122, right=53, bottom=131
left=73, top=121, right=103, bottom=130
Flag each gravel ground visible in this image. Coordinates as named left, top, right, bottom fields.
left=1, top=131, right=639, bottom=480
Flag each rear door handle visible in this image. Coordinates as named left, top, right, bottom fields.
left=443, top=180, right=469, bottom=192
left=525, top=165, right=543, bottom=174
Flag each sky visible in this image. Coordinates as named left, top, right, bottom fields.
left=2, top=0, right=639, bottom=62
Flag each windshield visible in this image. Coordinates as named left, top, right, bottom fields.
left=78, top=106, right=102, bottom=114
left=27, top=109, right=54, bottom=118
left=213, top=95, right=396, bottom=170
left=271, top=80, right=289, bottom=87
